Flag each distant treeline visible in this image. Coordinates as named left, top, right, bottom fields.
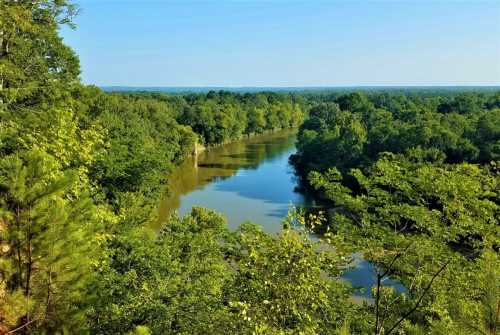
left=103, top=85, right=500, bottom=94
left=292, top=90, right=500, bottom=174
left=120, top=90, right=305, bottom=145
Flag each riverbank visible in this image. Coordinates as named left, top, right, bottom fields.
left=192, top=128, right=297, bottom=156
left=156, top=129, right=301, bottom=231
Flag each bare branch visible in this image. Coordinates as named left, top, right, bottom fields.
left=385, top=260, right=450, bottom=335
left=7, top=318, right=39, bottom=334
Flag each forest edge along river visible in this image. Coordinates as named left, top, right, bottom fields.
left=157, top=130, right=308, bottom=233
left=157, top=130, right=404, bottom=300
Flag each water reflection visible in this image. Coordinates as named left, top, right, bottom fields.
left=343, top=253, right=407, bottom=300
left=157, top=130, right=308, bottom=233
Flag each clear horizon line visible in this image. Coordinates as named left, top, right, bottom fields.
left=99, top=84, right=500, bottom=88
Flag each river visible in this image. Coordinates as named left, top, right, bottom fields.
left=158, top=130, right=404, bottom=299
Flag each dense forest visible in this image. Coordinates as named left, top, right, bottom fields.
left=291, top=91, right=500, bottom=334
left=0, top=1, right=498, bottom=334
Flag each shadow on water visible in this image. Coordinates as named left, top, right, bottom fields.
left=265, top=206, right=293, bottom=219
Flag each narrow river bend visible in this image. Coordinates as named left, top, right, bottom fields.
left=158, top=130, right=404, bottom=299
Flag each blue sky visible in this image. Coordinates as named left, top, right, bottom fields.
left=61, top=0, right=500, bottom=87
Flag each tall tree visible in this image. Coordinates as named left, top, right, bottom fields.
left=0, top=0, right=80, bottom=109
left=0, top=150, right=97, bottom=333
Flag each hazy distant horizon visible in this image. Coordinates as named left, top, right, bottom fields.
left=101, top=85, right=500, bottom=94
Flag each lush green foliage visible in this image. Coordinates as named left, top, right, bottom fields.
left=0, top=2, right=313, bottom=333
left=292, top=92, right=500, bottom=175
left=0, top=150, right=98, bottom=333
left=294, top=92, right=500, bottom=334
left=124, top=90, right=305, bottom=146
left=88, top=208, right=355, bottom=335
left=1, top=1, right=498, bottom=334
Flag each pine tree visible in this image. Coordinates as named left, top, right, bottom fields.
left=0, top=149, right=96, bottom=333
